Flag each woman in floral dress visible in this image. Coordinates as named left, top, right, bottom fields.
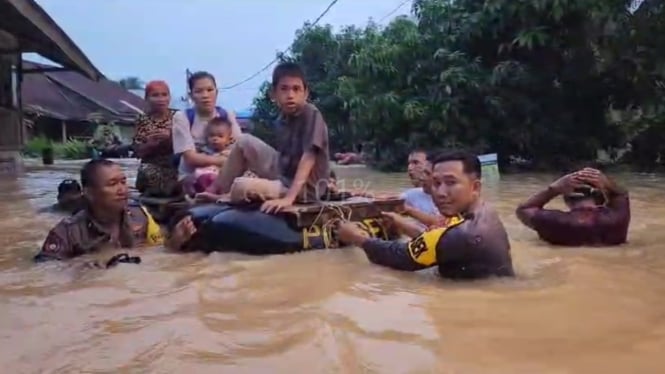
left=133, top=81, right=179, bottom=197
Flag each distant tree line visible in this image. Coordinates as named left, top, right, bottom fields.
left=251, top=0, right=665, bottom=172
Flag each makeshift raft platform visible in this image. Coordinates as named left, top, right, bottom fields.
left=282, top=196, right=405, bottom=227
left=132, top=193, right=405, bottom=227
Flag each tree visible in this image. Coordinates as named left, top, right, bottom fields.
left=252, top=0, right=665, bottom=171
left=116, top=77, right=145, bottom=90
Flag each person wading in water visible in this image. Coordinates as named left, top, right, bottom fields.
left=337, top=151, right=514, bottom=280
left=34, top=159, right=165, bottom=262
left=515, top=167, right=630, bottom=246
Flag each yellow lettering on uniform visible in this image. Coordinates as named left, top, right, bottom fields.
left=322, top=225, right=332, bottom=248
left=362, top=218, right=382, bottom=238
left=407, top=216, right=466, bottom=266
left=302, top=229, right=310, bottom=249
left=302, top=225, right=322, bottom=250
left=407, top=228, right=444, bottom=266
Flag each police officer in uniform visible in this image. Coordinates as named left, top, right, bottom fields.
left=34, top=159, right=164, bottom=262
left=337, top=151, right=514, bottom=280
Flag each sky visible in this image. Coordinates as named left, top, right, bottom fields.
left=31, top=0, right=410, bottom=111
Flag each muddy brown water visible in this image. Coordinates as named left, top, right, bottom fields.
left=1, top=159, right=665, bottom=373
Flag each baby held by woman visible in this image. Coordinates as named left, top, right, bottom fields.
left=184, top=117, right=234, bottom=195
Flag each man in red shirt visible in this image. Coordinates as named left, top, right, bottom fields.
left=516, top=167, right=630, bottom=246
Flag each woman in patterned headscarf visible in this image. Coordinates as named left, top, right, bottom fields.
left=132, top=80, right=179, bottom=197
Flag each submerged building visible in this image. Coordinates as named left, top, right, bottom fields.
left=0, top=0, right=102, bottom=174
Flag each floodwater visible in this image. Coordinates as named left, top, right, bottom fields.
left=1, top=159, right=665, bottom=374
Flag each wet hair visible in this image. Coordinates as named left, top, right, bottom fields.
left=188, top=71, right=217, bottom=91
left=80, top=159, right=117, bottom=188
left=426, top=151, right=443, bottom=164
left=566, top=162, right=605, bottom=175
left=430, top=150, right=482, bottom=179
left=564, top=186, right=607, bottom=205
left=57, top=179, right=81, bottom=197
left=208, top=116, right=231, bottom=128
left=271, top=62, right=307, bottom=88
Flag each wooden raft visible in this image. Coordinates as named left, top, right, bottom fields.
left=131, top=194, right=190, bottom=222
left=282, top=196, right=405, bottom=228
left=131, top=193, right=405, bottom=228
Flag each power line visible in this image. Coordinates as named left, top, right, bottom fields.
left=220, top=0, right=341, bottom=90
left=379, top=0, right=412, bottom=23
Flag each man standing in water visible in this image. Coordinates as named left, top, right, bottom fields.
left=38, top=179, right=86, bottom=215
left=398, top=150, right=449, bottom=230
left=515, top=167, right=630, bottom=246
left=34, top=159, right=165, bottom=262
left=401, top=149, right=439, bottom=216
left=337, top=151, right=514, bottom=280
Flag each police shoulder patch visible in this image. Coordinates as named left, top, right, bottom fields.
left=407, top=228, right=446, bottom=266
left=41, top=230, right=66, bottom=254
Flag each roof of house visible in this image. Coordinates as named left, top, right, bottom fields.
left=1, top=0, right=103, bottom=80
left=22, top=60, right=146, bottom=123
left=236, top=109, right=254, bottom=119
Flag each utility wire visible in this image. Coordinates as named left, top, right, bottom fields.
left=220, top=0, right=341, bottom=90
left=378, top=0, right=411, bottom=22
left=220, top=0, right=410, bottom=91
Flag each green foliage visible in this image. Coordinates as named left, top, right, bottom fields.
left=250, top=81, right=279, bottom=148
left=251, top=0, right=665, bottom=171
left=116, top=76, right=144, bottom=90
left=53, top=139, right=89, bottom=160
left=23, top=136, right=52, bottom=157
left=23, top=136, right=90, bottom=160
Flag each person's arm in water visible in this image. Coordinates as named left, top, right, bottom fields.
left=515, top=173, right=580, bottom=229
left=381, top=211, right=426, bottom=239
left=603, top=176, right=630, bottom=220
left=172, top=111, right=225, bottom=168
left=601, top=175, right=630, bottom=242
left=33, top=222, right=75, bottom=262
left=577, top=168, right=630, bottom=238
left=515, top=186, right=560, bottom=229
left=337, top=221, right=461, bottom=271
left=405, top=205, right=441, bottom=227
left=577, top=168, right=629, bottom=215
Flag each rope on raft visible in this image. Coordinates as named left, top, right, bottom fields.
left=306, top=203, right=368, bottom=248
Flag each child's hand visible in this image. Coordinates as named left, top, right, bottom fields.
left=260, top=197, right=294, bottom=214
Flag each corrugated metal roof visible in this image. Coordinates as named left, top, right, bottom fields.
left=2, top=0, right=103, bottom=80
left=22, top=60, right=146, bottom=122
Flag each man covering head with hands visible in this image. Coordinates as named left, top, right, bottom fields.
left=516, top=167, right=630, bottom=246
